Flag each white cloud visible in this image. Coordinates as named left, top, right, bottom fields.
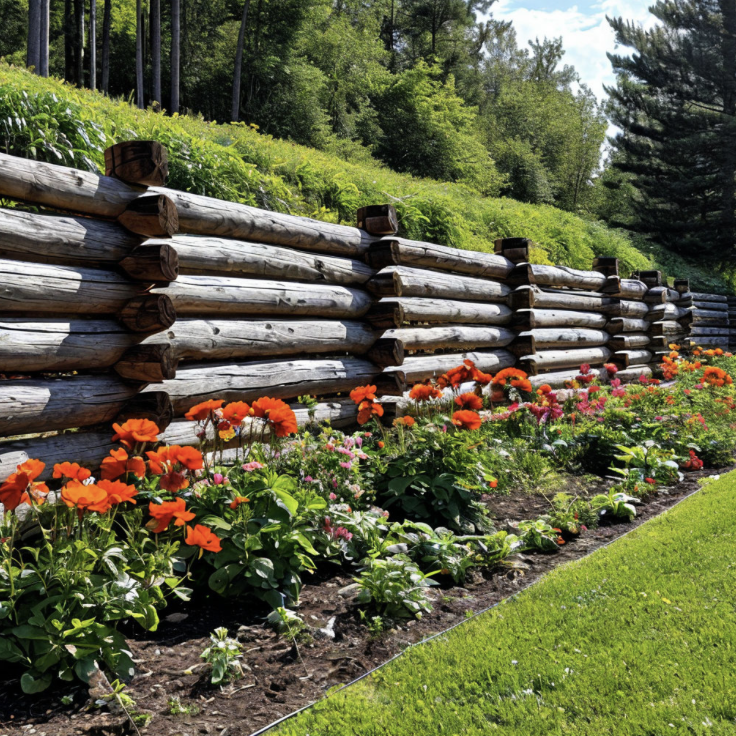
left=491, top=0, right=658, bottom=103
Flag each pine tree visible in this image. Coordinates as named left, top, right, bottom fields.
left=608, top=0, right=736, bottom=264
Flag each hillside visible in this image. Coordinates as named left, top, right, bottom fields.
left=0, top=63, right=723, bottom=290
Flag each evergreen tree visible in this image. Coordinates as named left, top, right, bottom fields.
left=608, top=0, right=736, bottom=264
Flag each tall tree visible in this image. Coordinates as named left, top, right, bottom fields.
left=27, top=0, right=41, bottom=73
left=90, top=0, right=97, bottom=89
left=101, top=0, right=112, bottom=92
left=151, top=0, right=161, bottom=106
left=170, top=0, right=180, bottom=112
left=231, top=0, right=251, bottom=122
left=75, top=0, right=84, bottom=86
left=39, top=0, right=49, bottom=77
left=136, top=0, right=144, bottom=108
left=64, top=0, right=74, bottom=82
left=608, top=0, right=736, bottom=264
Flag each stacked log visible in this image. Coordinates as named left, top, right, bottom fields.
left=681, top=292, right=730, bottom=350
left=729, top=296, right=736, bottom=352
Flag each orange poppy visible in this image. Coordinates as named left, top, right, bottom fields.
left=61, top=480, right=110, bottom=513
left=358, top=399, right=384, bottom=425
left=184, top=399, right=224, bottom=422
left=511, top=378, right=533, bottom=393
left=0, top=459, right=48, bottom=512
left=185, top=524, right=222, bottom=554
left=455, top=392, right=483, bottom=411
left=437, top=364, right=471, bottom=389
left=17, top=459, right=45, bottom=483
left=222, top=401, right=251, bottom=424
left=537, top=384, right=553, bottom=396
left=393, top=415, right=416, bottom=427
left=112, top=418, right=161, bottom=449
left=409, top=383, right=442, bottom=402
left=97, top=479, right=138, bottom=506
left=250, top=396, right=287, bottom=418
left=465, top=360, right=493, bottom=386
left=100, top=448, right=146, bottom=480
left=492, top=368, right=529, bottom=388
left=229, top=496, right=250, bottom=510
left=0, top=472, right=30, bottom=511
left=451, top=410, right=482, bottom=431
left=175, top=446, right=204, bottom=471
left=160, top=471, right=190, bottom=493
left=349, top=385, right=377, bottom=405
left=148, top=498, right=195, bottom=533
left=53, top=462, right=91, bottom=482
left=268, top=406, right=298, bottom=437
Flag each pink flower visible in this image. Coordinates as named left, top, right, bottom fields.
left=339, top=461, right=352, bottom=470
left=329, top=492, right=337, bottom=500
left=212, top=472, right=228, bottom=485
left=242, top=461, right=264, bottom=472
left=579, top=363, right=591, bottom=375
left=304, top=475, right=313, bottom=482
left=655, top=416, right=663, bottom=421
left=356, top=437, right=363, bottom=448
left=638, top=375, right=648, bottom=384
left=441, top=425, right=448, bottom=433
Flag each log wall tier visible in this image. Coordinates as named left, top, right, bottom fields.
left=508, top=263, right=608, bottom=291
left=380, top=325, right=516, bottom=352
left=365, top=298, right=512, bottom=329
left=509, top=286, right=615, bottom=313
left=511, top=309, right=608, bottom=330
left=383, top=350, right=516, bottom=384
left=518, top=347, right=612, bottom=375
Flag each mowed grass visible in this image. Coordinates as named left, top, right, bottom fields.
left=278, top=475, right=736, bottom=735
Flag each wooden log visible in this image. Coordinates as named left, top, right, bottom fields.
left=365, top=298, right=512, bottom=330
left=507, top=263, right=607, bottom=291
left=606, top=317, right=650, bottom=334
left=494, top=238, right=530, bottom=263
left=119, top=295, right=177, bottom=333
left=366, top=238, right=514, bottom=280
left=689, top=325, right=734, bottom=337
left=115, top=391, right=174, bottom=430
left=690, top=292, right=728, bottom=303
left=150, top=357, right=399, bottom=414
left=692, top=300, right=729, bottom=311
left=381, top=326, right=516, bottom=352
left=118, top=194, right=179, bottom=237
left=637, top=270, right=663, bottom=288
left=0, top=375, right=149, bottom=436
left=0, top=152, right=376, bottom=258
left=644, top=286, right=680, bottom=304
left=592, top=256, right=619, bottom=278
left=500, top=247, right=529, bottom=264
left=648, top=320, right=688, bottom=337
left=368, top=266, right=510, bottom=302
left=608, top=334, right=651, bottom=351
left=113, top=345, right=178, bottom=383
left=366, top=339, right=405, bottom=369
left=518, top=347, right=612, bottom=375
left=356, top=205, right=398, bottom=235
left=0, top=318, right=379, bottom=373
left=510, top=309, right=608, bottom=330
left=509, top=286, right=614, bottom=313
left=610, top=300, right=650, bottom=319
left=674, top=279, right=690, bottom=294
left=516, top=328, right=609, bottom=350
left=612, top=350, right=653, bottom=368
left=155, top=275, right=373, bottom=318
left=104, top=141, right=169, bottom=187
left=383, top=350, right=516, bottom=384
left=119, top=243, right=179, bottom=282
left=528, top=365, right=652, bottom=390
left=688, top=313, right=728, bottom=327
left=601, top=278, right=648, bottom=300
left=686, top=336, right=731, bottom=348
left=645, top=303, right=692, bottom=322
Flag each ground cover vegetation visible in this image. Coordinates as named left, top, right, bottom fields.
left=276, top=463, right=736, bottom=736
left=2, top=345, right=735, bottom=698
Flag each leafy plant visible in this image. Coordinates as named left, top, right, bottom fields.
left=591, top=490, right=641, bottom=522
left=200, top=627, right=244, bottom=685
left=516, top=519, right=564, bottom=553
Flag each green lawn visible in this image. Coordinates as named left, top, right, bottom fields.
left=278, top=475, right=736, bottom=735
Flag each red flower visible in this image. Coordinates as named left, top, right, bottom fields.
left=184, top=399, right=224, bottom=422
left=451, top=410, right=482, bottom=431
left=100, top=448, right=146, bottom=480
left=222, top=401, right=251, bottom=424
left=97, top=479, right=138, bottom=506
left=645, top=477, right=656, bottom=485
left=112, top=419, right=160, bottom=449
left=357, top=399, right=384, bottom=425
left=455, top=392, right=483, bottom=411
left=61, top=480, right=110, bottom=514
left=185, top=524, right=222, bottom=554
left=251, top=397, right=299, bottom=437
left=409, top=383, right=442, bottom=402
left=53, top=462, right=91, bottom=482
left=148, top=498, right=195, bottom=533
left=349, top=385, right=378, bottom=404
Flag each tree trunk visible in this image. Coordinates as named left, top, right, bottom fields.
left=64, top=0, right=74, bottom=81
left=718, top=0, right=736, bottom=258
left=101, top=0, right=112, bottom=92
left=75, top=0, right=84, bottom=86
left=89, top=0, right=97, bottom=90
left=231, top=0, right=251, bottom=122
left=27, top=0, right=41, bottom=72
left=170, top=0, right=181, bottom=112
left=136, top=0, right=144, bottom=108
left=151, top=0, right=161, bottom=107
left=39, top=0, right=50, bottom=76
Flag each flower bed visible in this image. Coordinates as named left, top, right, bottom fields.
left=1, top=346, right=735, bottom=731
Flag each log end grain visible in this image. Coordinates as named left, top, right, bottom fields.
left=119, top=243, right=180, bottom=283
left=117, top=390, right=174, bottom=430
left=114, top=344, right=179, bottom=383
left=367, top=338, right=405, bottom=369
left=118, top=194, right=179, bottom=238
left=357, top=204, right=399, bottom=235
left=104, top=140, right=169, bottom=187
left=119, top=294, right=177, bottom=333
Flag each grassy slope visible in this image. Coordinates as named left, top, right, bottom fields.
left=0, top=64, right=655, bottom=276
left=278, top=474, right=736, bottom=736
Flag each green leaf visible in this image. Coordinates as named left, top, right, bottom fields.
left=21, top=672, right=53, bottom=694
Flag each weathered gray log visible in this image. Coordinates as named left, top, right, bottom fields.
left=366, top=339, right=405, bottom=369
left=690, top=292, right=728, bottom=303
left=0, top=399, right=359, bottom=480
left=381, top=325, right=516, bottom=352
left=365, top=298, right=512, bottom=330
left=612, top=350, right=653, bottom=368
left=119, top=295, right=177, bottom=333
left=692, top=300, right=728, bottom=311
left=528, top=365, right=652, bottom=390
left=516, top=328, right=609, bottom=350
left=609, top=300, right=650, bottom=319
left=645, top=303, right=692, bottom=322
left=356, top=204, right=398, bottom=235
left=149, top=357, right=401, bottom=414
left=118, top=194, right=179, bottom=237
left=368, top=266, right=510, bottom=302
left=648, top=321, right=688, bottom=337
left=155, top=275, right=373, bottom=318
left=0, top=375, right=151, bottom=436
left=508, top=263, right=607, bottom=291
left=689, top=325, right=733, bottom=337
left=383, top=350, right=515, bottom=384
left=644, top=287, right=680, bottom=304
left=510, top=309, right=608, bottom=330
left=688, top=336, right=730, bottom=348
left=114, top=345, right=178, bottom=383
left=600, top=278, right=648, bottom=300
left=0, top=152, right=376, bottom=258
left=0, top=318, right=378, bottom=373
left=509, top=286, right=614, bottom=313
left=606, top=317, right=650, bottom=334
left=366, top=238, right=514, bottom=280
left=105, top=141, right=169, bottom=187
left=608, top=334, right=651, bottom=351
left=518, top=347, right=612, bottom=375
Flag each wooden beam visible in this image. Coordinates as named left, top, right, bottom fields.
left=104, top=141, right=169, bottom=187
left=117, top=194, right=179, bottom=237
left=510, top=308, right=608, bottom=330
left=366, top=338, right=405, bottom=369
left=645, top=303, right=693, bottom=322
left=516, top=328, right=609, bottom=350
left=612, top=349, right=653, bottom=368
left=606, top=317, right=650, bottom=334
left=381, top=325, right=516, bottom=352
left=119, top=295, right=177, bottom=333
left=383, top=350, right=516, bottom=384
left=690, top=292, right=728, bottom=303
left=113, top=345, right=178, bottom=382
left=592, top=257, right=619, bottom=278
left=509, top=286, right=614, bottom=313
left=365, top=298, right=512, bottom=329
left=608, top=334, right=651, bottom=351
left=600, top=278, right=648, bottom=300
left=357, top=204, right=398, bottom=235
left=507, top=263, right=607, bottom=291
left=648, top=320, right=688, bottom=337
left=518, top=347, right=612, bottom=375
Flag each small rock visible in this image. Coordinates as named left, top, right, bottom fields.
left=316, top=617, right=337, bottom=640
left=165, top=613, right=189, bottom=624
left=236, top=625, right=261, bottom=643
left=338, top=583, right=360, bottom=599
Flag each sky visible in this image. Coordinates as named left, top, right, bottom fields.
left=490, top=0, right=659, bottom=103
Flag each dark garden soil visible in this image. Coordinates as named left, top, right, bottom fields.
left=0, top=466, right=727, bottom=736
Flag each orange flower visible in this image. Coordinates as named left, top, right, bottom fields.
left=378, top=440, right=385, bottom=449
left=148, top=498, right=195, bottom=533
left=0, top=473, right=30, bottom=511
left=537, top=384, right=553, bottom=396
left=511, top=378, right=533, bottom=393
left=357, top=399, right=384, bottom=425
left=703, top=366, right=733, bottom=388
left=61, top=480, right=110, bottom=513
left=455, top=392, right=483, bottom=411
left=17, top=459, right=45, bottom=483
left=229, top=496, right=250, bottom=510
left=468, top=364, right=493, bottom=386
left=493, top=368, right=529, bottom=391
left=0, top=460, right=48, bottom=512
left=250, top=397, right=299, bottom=437
left=437, top=364, right=471, bottom=389
left=185, top=524, right=222, bottom=554
left=184, top=399, right=224, bottom=422
left=175, top=446, right=204, bottom=471
left=97, top=479, right=138, bottom=506
left=146, top=445, right=181, bottom=475
left=112, top=419, right=161, bottom=449
left=146, top=445, right=202, bottom=493
left=409, top=383, right=442, bottom=402
left=222, top=401, right=250, bottom=424
left=393, top=415, right=416, bottom=427
left=160, top=471, right=189, bottom=493
left=100, top=448, right=146, bottom=480
left=350, top=385, right=378, bottom=404
left=53, top=462, right=92, bottom=482
left=451, top=410, right=482, bottom=431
